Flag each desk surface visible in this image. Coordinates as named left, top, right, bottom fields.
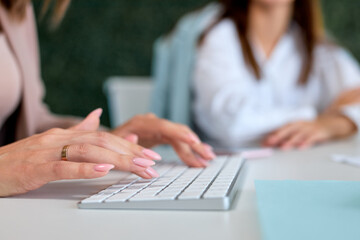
left=1, top=138, right=359, bottom=240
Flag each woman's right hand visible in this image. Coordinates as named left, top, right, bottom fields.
left=0, top=109, right=161, bottom=197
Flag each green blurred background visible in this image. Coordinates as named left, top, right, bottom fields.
left=33, top=0, right=360, bottom=127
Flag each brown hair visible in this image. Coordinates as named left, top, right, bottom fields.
left=0, top=0, right=70, bottom=27
left=201, top=0, right=325, bottom=84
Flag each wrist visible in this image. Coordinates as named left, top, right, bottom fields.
left=318, top=114, right=357, bottom=139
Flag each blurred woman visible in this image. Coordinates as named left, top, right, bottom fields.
left=0, top=0, right=215, bottom=197
left=193, top=0, right=360, bottom=150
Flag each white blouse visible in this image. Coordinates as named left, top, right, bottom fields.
left=193, top=19, right=360, bottom=149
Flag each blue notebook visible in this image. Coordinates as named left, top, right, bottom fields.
left=255, top=180, right=360, bottom=240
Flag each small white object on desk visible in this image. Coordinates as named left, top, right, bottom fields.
left=214, top=147, right=274, bottom=159
left=332, top=154, right=360, bottom=167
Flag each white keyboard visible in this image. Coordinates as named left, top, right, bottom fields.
left=78, top=155, right=246, bottom=210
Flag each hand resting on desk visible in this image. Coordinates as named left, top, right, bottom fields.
left=263, top=88, right=360, bottom=150
left=0, top=110, right=215, bottom=197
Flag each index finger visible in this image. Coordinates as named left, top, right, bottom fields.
left=160, top=122, right=216, bottom=158
left=264, top=123, right=303, bottom=147
left=169, top=141, right=208, bottom=167
left=154, top=121, right=199, bottom=144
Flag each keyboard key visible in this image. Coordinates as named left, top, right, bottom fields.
left=105, top=191, right=137, bottom=202
left=81, top=194, right=112, bottom=203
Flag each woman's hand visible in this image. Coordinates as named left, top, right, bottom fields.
left=111, top=113, right=216, bottom=167
left=0, top=109, right=162, bottom=197
left=263, top=88, right=360, bottom=150
left=263, top=115, right=357, bottom=150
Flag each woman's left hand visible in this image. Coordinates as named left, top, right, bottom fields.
left=111, top=113, right=216, bottom=167
left=263, top=115, right=357, bottom=150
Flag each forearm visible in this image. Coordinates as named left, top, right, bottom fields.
left=317, top=113, right=357, bottom=139
left=322, top=101, right=360, bottom=138
left=195, top=100, right=317, bottom=148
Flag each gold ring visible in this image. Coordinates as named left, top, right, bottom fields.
left=61, top=145, right=70, bottom=161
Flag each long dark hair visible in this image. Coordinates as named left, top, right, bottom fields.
left=201, top=0, right=325, bottom=84
left=0, top=0, right=70, bottom=27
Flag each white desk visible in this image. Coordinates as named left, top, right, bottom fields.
left=1, top=138, right=359, bottom=240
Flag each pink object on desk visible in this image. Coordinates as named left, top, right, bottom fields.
left=240, top=148, right=274, bottom=159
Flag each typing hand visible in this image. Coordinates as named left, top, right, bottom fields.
left=111, top=113, right=216, bottom=167
left=0, top=109, right=161, bottom=197
left=262, top=115, right=357, bottom=150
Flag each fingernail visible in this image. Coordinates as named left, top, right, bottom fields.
left=133, top=158, right=156, bottom=167
left=145, top=167, right=159, bottom=178
left=203, top=143, right=213, bottom=150
left=203, top=143, right=216, bottom=158
left=92, top=108, right=103, bottom=118
left=197, top=158, right=209, bottom=167
left=94, top=164, right=114, bottom=172
left=142, top=149, right=162, bottom=160
left=206, top=149, right=216, bottom=159
left=188, top=133, right=201, bottom=144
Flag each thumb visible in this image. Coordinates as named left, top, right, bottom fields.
left=70, top=108, right=102, bottom=131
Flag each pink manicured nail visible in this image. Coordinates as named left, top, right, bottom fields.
left=188, top=133, right=201, bottom=144
left=142, top=149, right=162, bottom=160
left=91, top=108, right=103, bottom=118
left=145, top=167, right=159, bottom=178
left=133, top=158, right=156, bottom=167
left=197, top=158, right=209, bottom=167
left=94, top=164, right=114, bottom=172
left=206, top=150, right=216, bottom=159
left=203, top=143, right=213, bottom=150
